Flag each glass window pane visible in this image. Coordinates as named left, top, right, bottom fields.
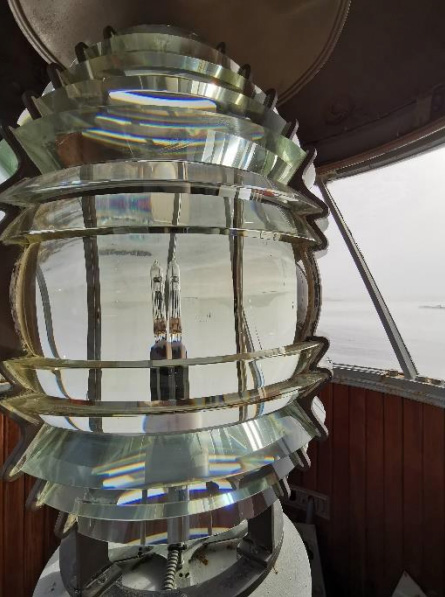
left=327, top=146, right=445, bottom=380
left=316, top=208, right=399, bottom=371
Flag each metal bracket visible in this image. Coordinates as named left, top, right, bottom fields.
left=237, top=502, right=283, bottom=568
left=284, top=486, right=330, bottom=521
left=58, top=505, right=284, bottom=597
left=59, top=526, right=122, bottom=597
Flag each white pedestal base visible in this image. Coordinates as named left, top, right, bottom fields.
left=33, top=515, right=311, bottom=597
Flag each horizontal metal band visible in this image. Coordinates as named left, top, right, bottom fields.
left=5, top=340, right=322, bottom=370
left=2, top=224, right=320, bottom=247
left=2, top=373, right=327, bottom=434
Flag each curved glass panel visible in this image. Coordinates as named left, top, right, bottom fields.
left=14, top=233, right=307, bottom=355
left=13, top=107, right=302, bottom=182
left=2, top=192, right=319, bottom=245
left=35, top=75, right=286, bottom=133
left=61, top=51, right=263, bottom=100
left=10, top=230, right=313, bottom=375
left=37, top=455, right=296, bottom=519
left=76, top=483, right=286, bottom=544
left=121, top=25, right=201, bottom=39
left=85, top=33, right=240, bottom=73
left=16, top=400, right=319, bottom=488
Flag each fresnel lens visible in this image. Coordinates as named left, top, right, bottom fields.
left=0, top=24, right=329, bottom=596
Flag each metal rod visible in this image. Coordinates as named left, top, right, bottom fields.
left=82, top=196, right=102, bottom=412
left=226, top=194, right=248, bottom=421
left=317, top=176, right=418, bottom=379
left=36, top=265, right=70, bottom=399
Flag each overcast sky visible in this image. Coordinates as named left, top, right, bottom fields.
left=318, top=145, right=445, bottom=302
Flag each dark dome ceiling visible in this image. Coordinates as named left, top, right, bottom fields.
left=1, top=0, right=445, bottom=168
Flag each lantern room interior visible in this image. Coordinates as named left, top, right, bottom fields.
left=0, top=1, right=445, bottom=596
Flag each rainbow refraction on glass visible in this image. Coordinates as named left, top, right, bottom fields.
left=0, top=25, right=329, bottom=546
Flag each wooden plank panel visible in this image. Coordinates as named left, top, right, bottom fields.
left=43, top=507, right=59, bottom=564
left=2, top=419, right=25, bottom=597
left=348, top=386, right=366, bottom=597
left=383, top=392, right=404, bottom=596
left=24, top=476, right=45, bottom=597
left=315, top=384, right=333, bottom=592
left=317, top=383, right=333, bottom=496
left=302, top=436, right=318, bottom=491
left=365, top=391, right=384, bottom=597
left=0, top=414, right=4, bottom=597
left=403, top=398, right=423, bottom=584
left=330, top=383, right=350, bottom=595
left=422, top=402, right=445, bottom=596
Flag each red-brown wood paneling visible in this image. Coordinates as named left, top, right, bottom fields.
left=0, top=415, right=4, bottom=596
left=348, top=386, right=366, bottom=597
left=289, top=383, right=445, bottom=597
left=365, top=391, right=385, bottom=597
left=0, top=416, right=59, bottom=597
left=383, top=392, right=404, bottom=595
left=329, top=383, right=351, bottom=594
left=403, top=398, right=424, bottom=584
left=422, top=403, right=445, bottom=595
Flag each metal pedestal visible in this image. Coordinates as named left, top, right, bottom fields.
left=33, top=515, right=311, bottom=597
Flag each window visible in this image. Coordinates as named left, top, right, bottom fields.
left=317, top=211, right=399, bottom=371
left=319, top=146, right=445, bottom=380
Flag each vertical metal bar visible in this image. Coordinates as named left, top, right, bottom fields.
left=165, top=192, right=181, bottom=325
left=226, top=194, right=248, bottom=420
left=82, top=197, right=102, bottom=413
left=317, top=177, right=418, bottom=380
left=35, top=266, right=69, bottom=398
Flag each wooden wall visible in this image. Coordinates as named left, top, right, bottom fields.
left=1, top=384, right=445, bottom=596
left=289, top=383, right=445, bottom=597
left=0, top=415, right=59, bottom=597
